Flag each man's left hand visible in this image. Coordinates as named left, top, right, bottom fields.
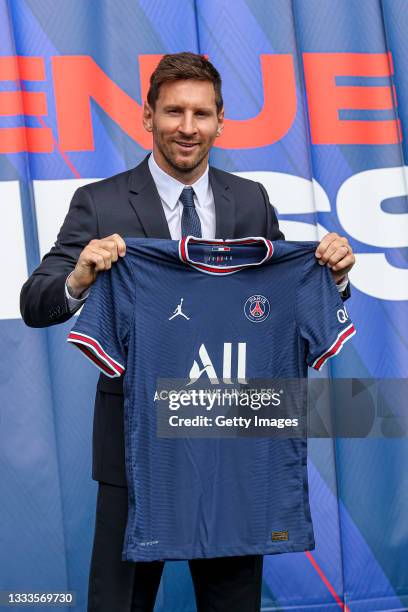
left=315, top=232, right=355, bottom=284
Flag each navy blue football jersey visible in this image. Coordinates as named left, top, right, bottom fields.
left=67, top=237, right=355, bottom=562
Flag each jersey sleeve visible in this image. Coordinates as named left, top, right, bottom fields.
left=296, top=256, right=356, bottom=371
left=66, top=257, right=135, bottom=378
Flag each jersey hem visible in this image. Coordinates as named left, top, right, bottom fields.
left=121, top=536, right=315, bottom=562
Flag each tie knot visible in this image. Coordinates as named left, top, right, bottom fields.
left=179, top=187, right=195, bottom=208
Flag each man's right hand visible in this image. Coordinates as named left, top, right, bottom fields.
left=67, top=234, right=126, bottom=298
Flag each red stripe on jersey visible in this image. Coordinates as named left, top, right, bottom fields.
left=80, top=345, right=116, bottom=376
left=313, top=324, right=356, bottom=370
left=68, top=331, right=124, bottom=375
left=266, top=239, right=273, bottom=258
left=180, top=237, right=187, bottom=263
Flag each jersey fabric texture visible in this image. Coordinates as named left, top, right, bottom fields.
left=67, top=237, right=355, bottom=562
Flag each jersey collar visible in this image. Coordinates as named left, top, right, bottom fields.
left=179, top=236, right=274, bottom=275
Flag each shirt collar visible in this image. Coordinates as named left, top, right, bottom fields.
left=148, top=152, right=210, bottom=210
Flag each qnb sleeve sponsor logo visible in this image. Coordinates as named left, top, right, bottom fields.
left=0, top=52, right=399, bottom=153
left=187, top=343, right=247, bottom=386
left=337, top=306, right=349, bottom=324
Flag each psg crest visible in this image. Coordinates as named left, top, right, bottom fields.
left=244, top=295, right=270, bottom=323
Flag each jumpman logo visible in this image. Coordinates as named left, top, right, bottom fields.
left=168, top=298, right=190, bottom=321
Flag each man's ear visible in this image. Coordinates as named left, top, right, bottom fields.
left=216, top=107, right=224, bottom=136
left=143, top=102, right=153, bottom=132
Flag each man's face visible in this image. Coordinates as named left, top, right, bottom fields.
left=143, top=79, right=224, bottom=182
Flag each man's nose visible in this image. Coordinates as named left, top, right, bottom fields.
left=178, top=113, right=197, bottom=135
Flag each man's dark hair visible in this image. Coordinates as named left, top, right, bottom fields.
left=147, top=52, right=223, bottom=113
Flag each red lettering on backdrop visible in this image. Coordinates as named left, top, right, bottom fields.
left=52, top=55, right=153, bottom=151
left=217, top=54, right=296, bottom=148
left=139, top=54, right=163, bottom=107
left=303, top=52, right=401, bottom=144
left=0, top=56, right=53, bottom=153
left=53, top=54, right=296, bottom=151
left=0, top=52, right=401, bottom=152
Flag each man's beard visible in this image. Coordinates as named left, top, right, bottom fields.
left=160, top=142, right=209, bottom=174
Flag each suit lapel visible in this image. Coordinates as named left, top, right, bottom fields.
left=128, top=156, right=171, bottom=239
left=210, top=168, right=236, bottom=240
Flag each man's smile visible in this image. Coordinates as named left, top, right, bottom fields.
left=174, top=141, right=200, bottom=150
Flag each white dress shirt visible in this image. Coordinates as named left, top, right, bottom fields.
left=148, top=152, right=215, bottom=240
left=65, top=153, right=347, bottom=311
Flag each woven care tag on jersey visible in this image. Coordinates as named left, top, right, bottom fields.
left=271, top=531, right=289, bottom=541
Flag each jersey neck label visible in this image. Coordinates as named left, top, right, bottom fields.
left=179, top=236, right=273, bottom=275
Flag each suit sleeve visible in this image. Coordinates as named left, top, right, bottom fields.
left=257, top=182, right=285, bottom=241
left=67, top=256, right=134, bottom=378
left=20, top=186, right=98, bottom=327
left=296, top=256, right=356, bottom=371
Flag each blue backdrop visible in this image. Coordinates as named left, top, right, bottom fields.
left=1, top=0, right=407, bottom=610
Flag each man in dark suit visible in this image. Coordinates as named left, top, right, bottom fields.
left=20, top=52, right=354, bottom=612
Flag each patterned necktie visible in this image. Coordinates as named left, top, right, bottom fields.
left=179, top=187, right=202, bottom=238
